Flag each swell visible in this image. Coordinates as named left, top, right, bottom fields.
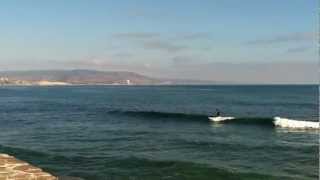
left=108, top=110, right=319, bottom=129
left=108, top=110, right=276, bottom=126
left=108, top=110, right=208, bottom=120
left=173, top=138, right=318, bottom=155
left=0, top=144, right=294, bottom=180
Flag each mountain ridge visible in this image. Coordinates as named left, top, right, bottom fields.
left=0, top=69, right=225, bottom=85
left=0, top=69, right=159, bottom=85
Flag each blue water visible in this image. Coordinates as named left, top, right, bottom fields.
left=0, top=85, right=318, bottom=179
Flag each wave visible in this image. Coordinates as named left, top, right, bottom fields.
left=216, top=116, right=319, bottom=130
left=211, top=116, right=319, bottom=130
left=109, top=110, right=275, bottom=124
left=105, top=157, right=294, bottom=180
left=0, top=144, right=292, bottom=180
left=273, top=117, right=319, bottom=129
left=108, top=110, right=207, bottom=120
left=108, top=110, right=274, bottom=124
left=108, top=110, right=319, bottom=130
left=219, top=117, right=275, bottom=126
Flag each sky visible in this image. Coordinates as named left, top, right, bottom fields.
left=0, top=0, right=317, bottom=83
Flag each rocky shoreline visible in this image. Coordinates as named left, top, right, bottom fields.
left=0, top=153, right=57, bottom=180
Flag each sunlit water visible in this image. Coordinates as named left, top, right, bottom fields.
left=0, top=85, right=318, bottom=179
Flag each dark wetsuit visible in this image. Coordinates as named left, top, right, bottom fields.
left=216, top=110, right=220, bottom=117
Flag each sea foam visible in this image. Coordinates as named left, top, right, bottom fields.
left=273, top=117, right=319, bottom=129
left=208, top=116, right=235, bottom=122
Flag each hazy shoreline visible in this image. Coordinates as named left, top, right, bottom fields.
left=0, top=83, right=317, bottom=87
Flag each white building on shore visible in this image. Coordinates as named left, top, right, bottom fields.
left=0, top=77, right=9, bottom=85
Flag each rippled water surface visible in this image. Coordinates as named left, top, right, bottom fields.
left=0, top=85, right=318, bottom=179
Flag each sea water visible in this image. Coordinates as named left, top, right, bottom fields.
left=0, top=85, right=318, bottom=179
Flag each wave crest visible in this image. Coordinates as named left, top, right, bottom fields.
left=108, top=110, right=319, bottom=130
left=273, top=117, right=319, bottom=129
left=108, top=110, right=207, bottom=120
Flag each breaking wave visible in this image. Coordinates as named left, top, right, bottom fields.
left=273, top=117, right=319, bottom=129
left=108, top=110, right=319, bottom=130
left=108, top=110, right=275, bottom=124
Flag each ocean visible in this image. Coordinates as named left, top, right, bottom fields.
left=0, top=85, right=318, bottom=179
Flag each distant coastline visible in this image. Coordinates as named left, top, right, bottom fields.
left=0, top=69, right=316, bottom=86
left=0, top=69, right=158, bottom=86
left=0, top=69, right=221, bottom=86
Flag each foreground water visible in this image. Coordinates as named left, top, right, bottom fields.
left=0, top=85, right=318, bottom=179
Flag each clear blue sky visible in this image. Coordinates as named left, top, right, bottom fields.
left=0, top=0, right=317, bottom=83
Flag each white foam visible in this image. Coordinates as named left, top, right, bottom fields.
left=208, top=116, right=235, bottom=122
left=273, top=117, right=319, bottom=129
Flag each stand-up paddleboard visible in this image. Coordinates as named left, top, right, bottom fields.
left=208, top=116, right=235, bottom=122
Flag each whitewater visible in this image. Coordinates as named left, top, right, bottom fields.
left=273, top=117, right=319, bottom=129
left=209, top=115, right=319, bottom=129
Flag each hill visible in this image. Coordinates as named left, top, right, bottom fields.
left=0, top=69, right=161, bottom=85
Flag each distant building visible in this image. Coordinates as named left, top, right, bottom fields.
left=0, top=77, right=9, bottom=85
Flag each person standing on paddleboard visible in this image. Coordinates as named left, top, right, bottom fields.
left=215, top=109, right=221, bottom=117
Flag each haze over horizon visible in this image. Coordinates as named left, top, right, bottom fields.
left=0, top=0, right=317, bottom=83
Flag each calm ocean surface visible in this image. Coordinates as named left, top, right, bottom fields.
left=0, top=85, right=318, bottom=179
